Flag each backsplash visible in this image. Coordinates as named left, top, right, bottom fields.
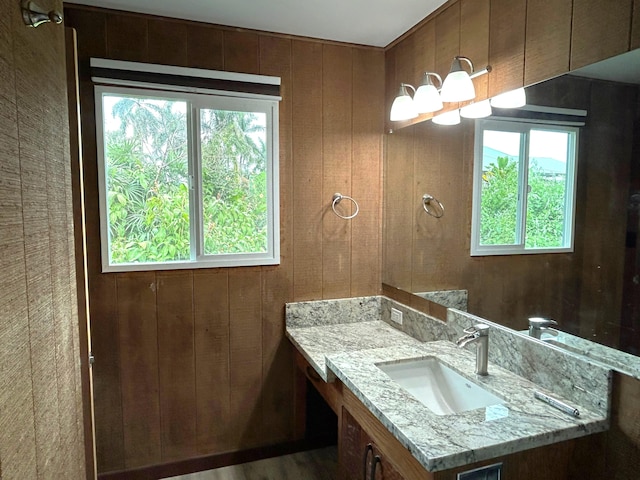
left=287, top=294, right=612, bottom=416
left=285, top=296, right=380, bottom=328
left=446, top=309, right=611, bottom=417
left=414, top=289, right=468, bottom=311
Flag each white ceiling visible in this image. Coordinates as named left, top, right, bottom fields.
left=65, top=0, right=448, bottom=47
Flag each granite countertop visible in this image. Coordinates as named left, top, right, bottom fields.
left=326, top=340, right=609, bottom=472
left=286, top=320, right=422, bottom=382
left=285, top=296, right=611, bottom=473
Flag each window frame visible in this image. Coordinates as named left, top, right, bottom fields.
left=471, top=118, right=579, bottom=256
left=95, top=84, right=280, bottom=272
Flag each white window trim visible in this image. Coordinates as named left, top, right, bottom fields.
left=471, top=119, right=579, bottom=256
left=95, top=85, right=280, bottom=272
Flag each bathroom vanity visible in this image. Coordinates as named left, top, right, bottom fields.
left=286, top=296, right=613, bottom=479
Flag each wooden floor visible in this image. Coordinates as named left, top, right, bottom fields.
left=163, top=447, right=338, bottom=480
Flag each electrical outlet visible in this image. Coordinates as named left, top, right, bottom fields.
left=391, top=307, right=403, bottom=325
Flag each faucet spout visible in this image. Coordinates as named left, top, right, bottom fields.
left=528, top=317, right=558, bottom=339
left=456, top=324, right=490, bottom=376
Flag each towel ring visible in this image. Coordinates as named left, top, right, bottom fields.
left=332, top=193, right=359, bottom=219
left=422, top=194, right=444, bottom=218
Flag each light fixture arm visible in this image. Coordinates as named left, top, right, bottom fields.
left=453, top=56, right=474, bottom=74
left=21, top=0, right=63, bottom=28
left=421, top=72, right=443, bottom=88
left=400, top=83, right=416, bottom=95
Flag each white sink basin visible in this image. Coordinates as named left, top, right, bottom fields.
left=377, top=357, right=504, bottom=415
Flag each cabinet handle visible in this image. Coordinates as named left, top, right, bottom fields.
left=362, top=443, right=373, bottom=479
left=370, top=455, right=381, bottom=480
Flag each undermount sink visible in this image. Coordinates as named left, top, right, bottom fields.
left=377, top=357, right=504, bottom=415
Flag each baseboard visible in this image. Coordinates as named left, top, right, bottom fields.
left=97, top=437, right=337, bottom=480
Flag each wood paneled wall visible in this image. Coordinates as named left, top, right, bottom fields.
left=0, top=0, right=86, bottom=478
left=383, top=75, right=637, bottom=346
left=64, top=5, right=384, bottom=474
left=386, top=0, right=639, bottom=131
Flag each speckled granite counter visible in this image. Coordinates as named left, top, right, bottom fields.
left=525, top=329, right=640, bottom=381
left=286, top=296, right=422, bottom=381
left=286, top=295, right=613, bottom=473
left=326, top=340, right=609, bottom=471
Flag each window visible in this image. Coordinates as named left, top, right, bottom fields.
left=95, top=85, right=279, bottom=271
left=471, top=119, right=578, bottom=256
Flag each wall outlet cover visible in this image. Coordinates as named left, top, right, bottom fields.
left=391, top=307, right=403, bottom=325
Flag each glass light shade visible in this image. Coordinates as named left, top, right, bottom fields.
left=440, top=71, right=476, bottom=102
left=414, top=84, right=443, bottom=113
left=460, top=99, right=492, bottom=119
left=432, top=109, right=461, bottom=126
left=490, top=87, right=527, bottom=108
left=390, top=86, right=418, bottom=121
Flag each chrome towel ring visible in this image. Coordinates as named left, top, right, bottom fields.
left=332, top=193, right=359, bottom=219
left=422, top=194, right=444, bottom=218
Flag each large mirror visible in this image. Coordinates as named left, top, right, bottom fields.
left=382, top=49, right=640, bottom=358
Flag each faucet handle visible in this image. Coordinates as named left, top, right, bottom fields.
left=528, top=317, right=557, bottom=328
left=463, top=323, right=490, bottom=336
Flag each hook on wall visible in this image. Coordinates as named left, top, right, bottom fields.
left=22, top=0, right=63, bottom=28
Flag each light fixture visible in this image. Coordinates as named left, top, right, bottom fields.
left=390, top=83, right=418, bottom=122
left=413, top=72, right=443, bottom=113
left=460, top=99, right=492, bottom=119
left=490, top=87, right=527, bottom=108
left=432, top=109, right=461, bottom=126
left=440, top=56, right=477, bottom=103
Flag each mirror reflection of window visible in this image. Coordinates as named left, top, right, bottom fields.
left=471, top=119, right=579, bottom=256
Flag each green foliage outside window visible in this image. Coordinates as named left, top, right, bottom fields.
left=480, top=156, right=566, bottom=248
left=104, top=96, right=268, bottom=264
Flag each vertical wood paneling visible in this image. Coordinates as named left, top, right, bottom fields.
left=488, top=0, right=526, bottom=97
left=259, top=35, right=295, bottom=443
left=90, top=275, right=124, bottom=472
left=106, top=13, right=148, bottom=62
left=292, top=40, right=324, bottom=300
left=351, top=48, right=384, bottom=296
left=0, top=8, right=38, bottom=477
left=411, top=121, right=442, bottom=291
left=18, top=61, right=63, bottom=479
left=0, top=2, right=85, bottom=478
left=148, top=19, right=188, bottom=67
left=413, top=21, right=436, bottom=82
left=157, top=272, right=197, bottom=461
left=187, top=25, right=224, bottom=70
left=435, top=4, right=460, bottom=81
left=228, top=269, right=263, bottom=449
left=117, top=273, right=161, bottom=468
left=633, top=0, right=640, bottom=50
left=322, top=45, right=353, bottom=299
left=194, top=270, right=231, bottom=453
left=382, top=128, right=414, bottom=291
left=570, top=0, right=633, bottom=70
left=525, top=0, right=572, bottom=86
left=223, top=30, right=259, bottom=74
left=460, top=0, right=490, bottom=102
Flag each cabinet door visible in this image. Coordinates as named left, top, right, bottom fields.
left=340, top=407, right=406, bottom=480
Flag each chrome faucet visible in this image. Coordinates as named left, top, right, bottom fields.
left=456, top=324, right=490, bottom=376
left=528, top=317, right=557, bottom=339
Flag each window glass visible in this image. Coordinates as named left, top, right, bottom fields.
left=200, top=109, right=268, bottom=255
left=472, top=119, right=578, bottom=256
left=480, top=130, right=522, bottom=246
left=96, top=86, right=279, bottom=272
left=103, top=95, right=190, bottom=263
